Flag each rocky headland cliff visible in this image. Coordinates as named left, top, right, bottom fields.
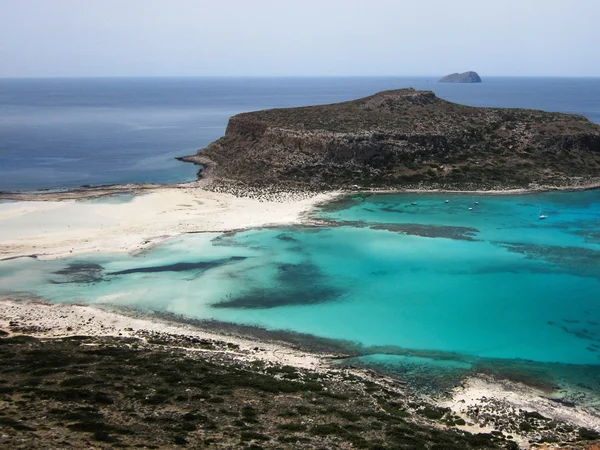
left=439, top=71, right=482, bottom=83
left=182, top=88, right=600, bottom=190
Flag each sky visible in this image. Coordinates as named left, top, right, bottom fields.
left=0, top=0, right=598, bottom=78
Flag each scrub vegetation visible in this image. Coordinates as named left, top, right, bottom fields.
left=1, top=331, right=598, bottom=449
left=182, top=89, right=600, bottom=191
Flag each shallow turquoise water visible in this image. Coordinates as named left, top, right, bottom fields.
left=1, top=190, right=600, bottom=386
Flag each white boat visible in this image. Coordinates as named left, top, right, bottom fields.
left=468, top=207, right=473, bottom=211
left=411, top=202, right=418, bottom=205
left=445, top=200, right=449, bottom=203
left=539, top=214, right=548, bottom=220
left=475, top=201, right=479, bottom=205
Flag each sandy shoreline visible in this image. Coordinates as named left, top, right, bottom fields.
left=0, top=298, right=327, bottom=371
left=0, top=184, right=340, bottom=261
left=3, top=179, right=599, bottom=261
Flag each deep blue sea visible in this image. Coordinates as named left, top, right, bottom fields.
left=1, top=77, right=600, bottom=400
left=1, top=77, right=599, bottom=191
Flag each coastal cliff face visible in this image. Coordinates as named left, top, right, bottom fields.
left=185, top=89, right=600, bottom=190
left=439, top=71, right=482, bottom=83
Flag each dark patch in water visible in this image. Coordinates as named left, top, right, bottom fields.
left=468, top=262, right=559, bottom=277
left=314, top=194, right=368, bottom=213
left=318, top=220, right=480, bottom=241
left=371, top=270, right=389, bottom=276
left=498, top=242, right=600, bottom=279
left=51, top=263, right=104, bottom=284
left=551, top=323, right=600, bottom=344
left=275, top=234, right=298, bottom=243
left=106, top=256, right=247, bottom=276
left=574, top=229, right=600, bottom=244
left=211, top=286, right=340, bottom=309
left=53, top=257, right=249, bottom=284
left=211, top=261, right=342, bottom=309
left=277, top=262, right=319, bottom=285
left=369, top=223, right=479, bottom=240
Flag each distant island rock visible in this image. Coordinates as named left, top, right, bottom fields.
left=181, top=88, right=600, bottom=190
left=439, top=71, right=482, bottom=83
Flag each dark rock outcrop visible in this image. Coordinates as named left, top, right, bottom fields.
left=439, top=71, right=482, bottom=83
left=183, top=88, right=600, bottom=190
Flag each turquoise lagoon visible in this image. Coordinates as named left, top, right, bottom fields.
left=2, top=190, right=600, bottom=394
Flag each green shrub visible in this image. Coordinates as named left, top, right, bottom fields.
left=240, top=431, right=269, bottom=442
left=278, top=423, right=306, bottom=432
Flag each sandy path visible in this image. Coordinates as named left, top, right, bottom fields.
left=0, top=187, right=339, bottom=260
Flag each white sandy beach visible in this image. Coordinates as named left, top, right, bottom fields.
left=0, top=186, right=339, bottom=261
left=4, top=181, right=600, bottom=262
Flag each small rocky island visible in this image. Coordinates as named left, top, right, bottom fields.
left=439, top=71, right=482, bottom=83
left=182, top=88, right=600, bottom=191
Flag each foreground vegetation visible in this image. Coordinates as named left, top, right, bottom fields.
left=1, top=330, right=599, bottom=449
left=0, top=331, right=517, bottom=449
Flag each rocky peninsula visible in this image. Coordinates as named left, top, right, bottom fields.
left=440, top=71, right=483, bottom=83
left=181, top=88, right=600, bottom=191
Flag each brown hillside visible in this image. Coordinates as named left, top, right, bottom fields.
left=182, top=89, right=600, bottom=190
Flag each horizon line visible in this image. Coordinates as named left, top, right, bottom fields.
left=1, top=74, right=600, bottom=80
